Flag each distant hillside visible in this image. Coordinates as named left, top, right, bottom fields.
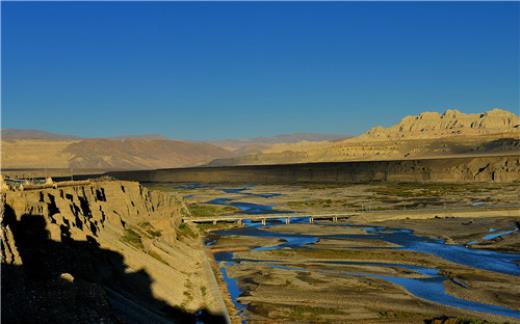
left=1, top=128, right=80, bottom=141
left=211, top=133, right=349, bottom=155
left=64, top=138, right=230, bottom=169
left=4, top=109, right=519, bottom=170
left=1, top=135, right=231, bottom=170
left=209, top=108, right=520, bottom=166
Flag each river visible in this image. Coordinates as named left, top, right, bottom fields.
left=187, top=185, right=520, bottom=322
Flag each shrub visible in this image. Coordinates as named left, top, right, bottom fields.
left=121, top=228, right=143, bottom=249
left=178, top=223, right=197, bottom=239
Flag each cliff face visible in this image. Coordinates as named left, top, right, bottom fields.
left=362, top=108, right=520, bottom=140
left=109, top=155, right=520, bottom=184
left=1, top=181, right=226, bottom=323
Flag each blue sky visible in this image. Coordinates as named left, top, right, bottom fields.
left=2, top=2, right=519, bottom=140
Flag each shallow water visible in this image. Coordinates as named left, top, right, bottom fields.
left=206, top=188, right=520, bottom=320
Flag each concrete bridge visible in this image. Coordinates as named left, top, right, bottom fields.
left=182, top=212, right=360, bottom=225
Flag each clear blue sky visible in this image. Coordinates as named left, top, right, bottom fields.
left=2, top=2, right=519, bottom=140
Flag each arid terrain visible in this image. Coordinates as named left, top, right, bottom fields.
left=2, top=109, right=519, bottom=173
left=1, top=180, right=229, bottom=323
left=2, top=108, right=519, bottom=324
left=147, top=182, right=520, bottom=323
left=0, top=129, right=343, bottom=171
left=210, top=109, right=520, bottom=166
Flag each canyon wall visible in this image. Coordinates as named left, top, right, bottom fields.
left=1, top=180, right=227, bottom=323
left=107, top=155, right=520, bottom=184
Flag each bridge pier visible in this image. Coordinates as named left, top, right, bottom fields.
left=237, top=219, right=242, bottom=225
left=309, top=216, right=314, bottom=224
left=213, top=220, right=217, bottom=225
left=285, top=217, right=290, bottom=224
left=261, top=218, right=266, bottom=226
left=332, top=216, right=338, bottom=223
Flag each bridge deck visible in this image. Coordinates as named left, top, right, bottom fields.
left=182, top=212, right=358, bottom=223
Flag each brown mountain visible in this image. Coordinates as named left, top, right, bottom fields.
left=209, top=108, right=520, bottom=166
left=1, top=135, right=231, bottom=170
left=1, top=128, right=80, bottom=141
left=64, top=138, right=230, bottom=169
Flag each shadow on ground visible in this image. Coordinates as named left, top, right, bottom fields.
left=1, top=205, right=227, bottom=323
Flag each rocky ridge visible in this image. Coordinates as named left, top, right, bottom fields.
left=209, top=109, right=520, bottom=166
left=361, top=108, right=520, bottom=140
left=1, top=180, right=227, bottom=323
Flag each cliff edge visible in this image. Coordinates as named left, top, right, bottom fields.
left=1, top=180, right=227, bottom=323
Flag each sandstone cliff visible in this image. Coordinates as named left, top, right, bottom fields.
left=210, top=109, right=520, bottom=166
left=361, top=108, right=519, bottom=140
left=1, top=180, right=227, bottom=323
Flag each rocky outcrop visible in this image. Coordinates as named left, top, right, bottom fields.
left=108, top=155, right=520, bottom=184
left=362, top=108, right=520, bottom=140
left=1, top=180, right=227, bottom=323
left=210, top=109, right=520, bottom=166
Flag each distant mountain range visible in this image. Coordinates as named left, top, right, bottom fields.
left=2, top=108, right=518, bottom=170
left=210, top=133, right=349, bottom=155
left=0, top=129, right=347, bottom=169
left=2, top=129, right=80, bottom=141
left=209, top=108, right=520, bottom=166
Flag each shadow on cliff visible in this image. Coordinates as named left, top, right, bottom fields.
left=1, top=205, right=227, bottom=324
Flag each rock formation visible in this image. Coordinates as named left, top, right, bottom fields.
left=1, top=180, right=227, bottom=323
left=362, top=108, right=519, bottom=140
left=210, top=108, right=520, bottom=166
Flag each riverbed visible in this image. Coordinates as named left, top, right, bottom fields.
left=150, top=183, right=520, bottom=322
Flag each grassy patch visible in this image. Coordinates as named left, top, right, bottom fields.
left=120, top=228, right=143, bottom=249
left=187, top=203, right=241, bottom=217
left=367, top=182, right=500, bottom=198
left=425, top=317, right=499, bottom=324
left=139, top=221, right=162, bottom=238
left=270, top=248, right=437, bottom=266
left=288, top=198, right=358, bottom=210
left=287, top=304, right=345, bottom=321
left=178, top=223, right=198, bottom=239
left=379, top=310, right=422, bottom=320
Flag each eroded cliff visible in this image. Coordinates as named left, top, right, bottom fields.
left=108, top=155, right=520, bottom=184
left=1, top=180, right=227, bottom=323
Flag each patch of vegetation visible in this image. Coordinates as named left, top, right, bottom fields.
left=287, top=304, right=345, bottom=321
left=200, top=286, right=207, bottom=297
left=139, top=221, right=162, bottom=238
left=187, top=203, right=240, bottom=217
left=378, top=310, right=422, bottom=320
left=288, top=198, right=358, bottom=210
left=368, top=182, right=501, bottom=198
left=178, top=223, right=198, bottom=239
left=120, top=228, right=143, bottom=249
left=425, top=316, right=500, bottom=324
left=271, top=248, right=435, bottom=266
